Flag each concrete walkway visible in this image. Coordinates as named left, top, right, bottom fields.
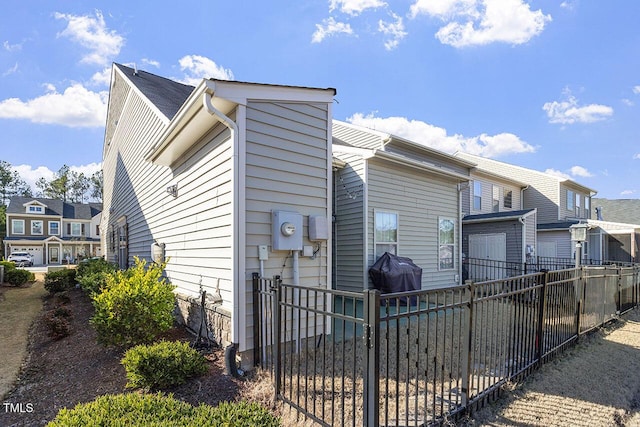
left=472, top=309, right=640, bottom=426
left=0, top=281, right=47, bottom=399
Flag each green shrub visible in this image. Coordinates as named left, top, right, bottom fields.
left=122, top=340, right=208, bottom=390
left=77, top=270, right=113, bottom=296
left=47, top=393, right=280, bottom=427
left=90, top=257, right=175, bottom=347
left=44, top=269, right=77, bottom=293
left=44, top=308, right=72, bottom=339
left=5, top=268, right=33, bottom=286
left=0, top=260, right=16, bottom=273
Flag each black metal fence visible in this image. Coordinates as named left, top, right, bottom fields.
left=254, top=265, right=640, bottom=426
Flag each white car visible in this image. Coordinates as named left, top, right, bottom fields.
left=7, top=252, right=34, bottom=267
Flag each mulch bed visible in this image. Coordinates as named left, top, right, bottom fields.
left=1, top=287, right=245, bottom=427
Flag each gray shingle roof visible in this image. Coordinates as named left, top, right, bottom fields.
left=592, top=198, right=640, bottom=224
left=7, top=197, right=102, bottom=220
left=114, top=63, right=194, bottom=120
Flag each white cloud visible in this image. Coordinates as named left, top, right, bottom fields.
left=410, top=0, right=551, bottom=47
left=178, top=55, right=234, bottom=86
left=89, top=67, right=112, bottom=86
left=545, top=168, right=571, bottom=180
left=3, top=62, right=18, bottom=77
left=379, top=13, right=407, bottom=50
left=620, top=190, right=635, bottom=196
left=330, top=0, right=386, bottom=16
left=142, top=58, right=160, bottom=68
left=347, top=112, right=536, bottom=157
left=3, top=40, right=22, bottom=52
left=570, top=165, right=593, bottom=178
left=633, top=86, right=640, bottom=95
left=0, top=83, right=107, bottom=127
left=13, top=163, right=102, bottom=195
left=54, top=10, right=124, bottom=66
left=543, top=92, right=613, bottom=124
left=312, top=17, right=354, bottom=43
left=633, top=153, right=640, bottom=160
left=622, top=98, right=634, bottom=107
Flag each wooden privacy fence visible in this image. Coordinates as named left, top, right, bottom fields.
left=253, top=265, right=640, bottom=426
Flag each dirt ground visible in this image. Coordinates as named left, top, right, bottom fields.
left=470, top=309, right=640, bottom=426
left=0, top=285, right=262, bottom=427
left=0, top=278, right=48, bottom=399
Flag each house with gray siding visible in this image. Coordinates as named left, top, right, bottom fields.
left=332, top=120, right=473, bottom=291
left=455, top=152, right=639, bottom=264
left=103, top=63, right=335, bottom=366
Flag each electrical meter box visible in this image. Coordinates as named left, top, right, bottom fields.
left=308, top=215, right=329, bottom=241
left=272, top=211, right=303, bottom=251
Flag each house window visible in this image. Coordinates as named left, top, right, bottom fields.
left=68, top=223, right=83, bottom=236
left=12, top=219, right=25, bottom=235
left=375, top=211, right=398, bottom=259
left=585, top=197, right=591, bottom=219
left=28, top=205, right=43, bottom=214
left=575, top=194, right=581, bottom=217
left=473, top=181, right=482, bottom=211
left=503, top=189, right=513, bottom=209
left=49, top=221, right=60, bottom=235
left=492, top=185, right=500, bottom=213
left=438, top=218, right=455, bottom=270
left=567, top=190, right=575, bottom=211
left=31, top=220, right=43, bottom=235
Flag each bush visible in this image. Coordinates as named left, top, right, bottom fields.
left=0, top=260, right=16, bottom=273
left=47, top=393, right=280, bottom=427
left=44, top=308, right=71, bottom=340
left=5, top=268, right=33, bottom=286
left=90, top=257, right=175, bottom=347
left=77, top=271, right=113, bottom=296
left=44, top=269, right=77, bottom=293
left=121, top=340, right=208, bottom=390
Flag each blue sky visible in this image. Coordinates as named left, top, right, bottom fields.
left=1, top=0, right=639, bottom=199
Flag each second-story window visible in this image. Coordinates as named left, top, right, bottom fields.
left=567, top=190, right=575, bottom=211
left=31, top=220, right=43, bottom=235
left=575, top=194, right=581, bottom=217
left=12, top=219, right=25, bottom=235
left=67, top=223, right=83, bottom=236
left=49, top=221, right=60, bottom=235
left=503, top=189, right=513, bottom=209
left=473, top=181, right=482, bottom=211
left=585, top=197, right=591, bottom=219
left=492, top=185, right=500, bottom=212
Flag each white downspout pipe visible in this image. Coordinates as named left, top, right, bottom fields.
left=202, top=93, right=241, bottom=349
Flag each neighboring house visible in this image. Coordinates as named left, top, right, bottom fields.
left=4, top=197, right=102, bottom=265
left=102, top=63, right=335, bottom=365
left=460, top=165, right=537, bottom=279
left=332, top=120, right=473, bottom=291
left=592, top=198, right=640, bottom=224
left=455, top=153, right=639, bottom=264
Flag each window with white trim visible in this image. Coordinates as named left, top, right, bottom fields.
left=27, top=205, right=44, bottom=214
left=49, top=221, right=60, bottom=235
left=31, top=220, right=43, bottom=235
left=374, top=211, right=398, bottom=259
left=438, top=218, right=455, bottom=270
left=68, top=222, right=83, bottom=236
left=585, top=197, right=590, bottom=219
left=567, top=190, right=575, bottom=211
left=12, top=219, right=25, bottom=235
left=473, top=181, right=482, bottom=211
left=492, top=185, right=500, bottom=213
left=575, top=194, right=581, bottom=217
left=503, top=188, right=513, bottom=209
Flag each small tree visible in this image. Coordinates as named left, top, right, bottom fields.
left=90, top=257, right=175, bottom=347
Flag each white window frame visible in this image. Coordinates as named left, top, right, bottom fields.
left=567, top=189, right=575, bottom=211
left=27, top=205, right=43, bottom=214
left=374, top=210, right=398, bottom=260
left=49, top=221, right=60, bottom=235
left=31, top=220, right=44, bottom=235
left=575, top=193, right=581, bottom=217
left=438, top=217, right=455, bottom=271
left=503, top=188, right=513, bottom=209
left=473, top=181, right=482, bottom=211
left=12, top=219, right=25, bottom=235
left=585, top=197, right=591, bottom=219
left=492, top=185, right=500, bottom=213
left=71, top=222, right=82, bottom=237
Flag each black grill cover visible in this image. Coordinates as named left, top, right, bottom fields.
left=369, top=253, right=422, bottom=304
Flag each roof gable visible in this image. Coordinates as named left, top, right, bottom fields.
left=7, top=197, right=102, bottom=220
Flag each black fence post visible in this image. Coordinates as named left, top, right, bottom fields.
left=536, top=270, right=548, bottom=365
left=461, top=280, right=474, bottom=407
left=363, top=289, right=380, bottom=427
left=272, top=275, right=282, bottom=402
left=252, top=272, right=261, bottom=367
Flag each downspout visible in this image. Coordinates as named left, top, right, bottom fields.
left=202, top=92, right=242, bottom=377
left=457, top=182, right=468, bottom=284
left=519, top=216, right=526, bottom=266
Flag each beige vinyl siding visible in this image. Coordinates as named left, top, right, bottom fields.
left=333, top=153, right=366, bottom=292
left=538, top=230, right=572, bottom=259
left=332, top=121, right=382, bottom=149
left=103, top=82, right=236, bottom=306
left=244, top=100, right=331, bottom=349
left=525, top=211, right=537, bottom=253
left=367, top=160, right=460, bottom=289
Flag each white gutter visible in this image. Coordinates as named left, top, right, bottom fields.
left=202, top=92, right=241, bottom=346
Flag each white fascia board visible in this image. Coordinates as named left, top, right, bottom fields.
left=372, top=150, right=470, bottom=182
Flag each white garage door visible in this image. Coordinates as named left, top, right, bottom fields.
left=11, top=246, right=43, bottom=265
left=468, top=233, right=507, bottom=281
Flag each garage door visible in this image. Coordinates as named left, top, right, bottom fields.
left=10, top=246, right=43, bottom=265
left=468, top=233, right=507, bottom=281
